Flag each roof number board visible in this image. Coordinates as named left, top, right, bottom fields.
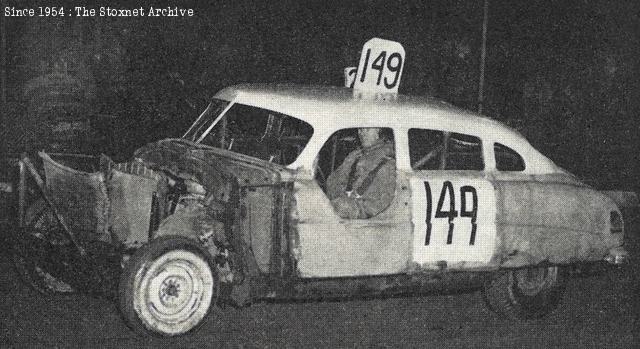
left=344, top=67, right=357, bottom=88
left=354, top=38, right=405, bottom=94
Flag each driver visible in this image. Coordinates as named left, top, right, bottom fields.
left=326, top=128, right=396, bottom=219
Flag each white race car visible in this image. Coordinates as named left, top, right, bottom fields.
left=10, top=38, right=630, bottom=337
left=124, top=82, right=626, bottom=335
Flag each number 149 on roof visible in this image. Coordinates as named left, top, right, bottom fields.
left=354, top=38, right=406, bottom=94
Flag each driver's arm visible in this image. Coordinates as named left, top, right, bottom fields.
left=325, top=150, right=359, bottom=199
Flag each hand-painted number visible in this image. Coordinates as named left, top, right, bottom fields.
left=460, top=186, right=478, bottom=245
left=384, top=53, right=403, bottom=88
left=424, top=181, right=478, bottom=246
left=371, top=50, right=386, bottom=85
left=424, top=182, right=433, bottom=245
left=359, top=49, right=404, bottom=89
left=435, top=181, right=458, bottom=244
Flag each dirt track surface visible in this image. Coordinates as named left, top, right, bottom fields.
left=1, top=216, right=638, bottom=348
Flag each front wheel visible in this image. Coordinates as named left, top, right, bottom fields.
left=482, top=266, right=566, bottom=319
left=118, top=236, right=216, bottom=337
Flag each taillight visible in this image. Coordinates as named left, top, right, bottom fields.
left=610, top=211, right=623, bottom=234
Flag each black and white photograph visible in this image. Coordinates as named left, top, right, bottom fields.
left=0, top=0, right=638, bottom=347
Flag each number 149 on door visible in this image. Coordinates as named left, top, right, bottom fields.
left=410, top=178, right=497, bottom=265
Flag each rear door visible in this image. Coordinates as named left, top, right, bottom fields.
left=407, top=129, right=497, bottom=269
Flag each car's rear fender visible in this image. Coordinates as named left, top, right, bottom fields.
left=491, top=174, right=624, bottom=267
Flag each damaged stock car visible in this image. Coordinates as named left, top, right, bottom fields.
left=9, top=83, right=630, bottom=337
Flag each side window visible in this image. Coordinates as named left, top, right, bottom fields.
left=494, top=143, right=525, bottom=171
left=446, top=133, right=483, bottom=170
left=315, top=127, right=396, bottom=219
left=315, top=128, right=361, bottom=189
left=409, top=129, right=483, bottom=170
left=409, top=129, right=444, bottom=170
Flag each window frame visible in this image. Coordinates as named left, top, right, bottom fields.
left=193, top=101, right=315, bottom=166
left=315, top=127, right=397, bottom=188
left=493, top=142, right=527, bottom=172
left=407, top=127, right=486, bottom=172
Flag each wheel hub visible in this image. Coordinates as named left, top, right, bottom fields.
left=159, top=277, right=184, bottom=305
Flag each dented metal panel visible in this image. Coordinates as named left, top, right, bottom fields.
left=291, top=176, right=413, bottom=278
left=492, top=174, right=623, bottom=267
left=135, top=139, right=293, bottom=187
left=235, top=183, right=293, bottom=277
left=108, top=169, right=159, bottom=245
left=242, top=186, right=276, bottom=273
left=41, top=153, right=110, bottom=242
left=135, top=139, right=298, bottom=283
left=601, top=190, right=639, bottom=209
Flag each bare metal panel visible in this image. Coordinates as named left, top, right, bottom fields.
left=41, top=153, right=109, bottom=242
left=292, top=176, right=412, bottom=278
left=243, top=186, right=276, bottom=273
left=108, top=168, right=159, bottom=245
left=493, top=177, right=623, bottom=267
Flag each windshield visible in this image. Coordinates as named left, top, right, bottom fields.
left=185, top=101, right=314, bottom=166
left=183, top=99, right=230, bottom=142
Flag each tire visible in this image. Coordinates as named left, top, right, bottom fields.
left=482, top=266, right=566, bottom=319
left=12, top=199, right=74, bottom=294
left=118, top=236, right=217, bottom=337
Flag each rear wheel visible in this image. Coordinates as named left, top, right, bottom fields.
left=119, top=236, right=216, bottom=337
left=482, top=266, right=565, bottom=319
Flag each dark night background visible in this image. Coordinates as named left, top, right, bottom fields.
left=1, top=0, right=639, bottom=190
left=0, top=2, right=639, bottom=347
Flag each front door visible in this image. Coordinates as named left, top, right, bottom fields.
left=293, top=127, right=412, bottom=278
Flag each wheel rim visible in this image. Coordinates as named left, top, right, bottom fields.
left=133, top=250, right=214, bottom=336
left=515, top=266, right=558, bottom=296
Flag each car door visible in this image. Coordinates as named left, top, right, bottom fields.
left=407, top=129, right=498, bottom=270
left=292, top=127, right=413, bottom=278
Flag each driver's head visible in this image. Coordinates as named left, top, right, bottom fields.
left=358, top=128, right=381, bottom=148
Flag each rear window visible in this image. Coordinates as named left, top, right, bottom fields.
left=494, top=143, right=525, bottom=171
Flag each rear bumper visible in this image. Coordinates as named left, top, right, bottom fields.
left=604, top=246, right=629, bottom=265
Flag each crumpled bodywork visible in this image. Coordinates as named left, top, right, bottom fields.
left=41, top=141, right=625, bottom=284
left=135, top=139, right=296, bottom=284
left=292, top=169, right=625, bottom=277
left=135, top=139, right=294, bottom=188
left=41, top=153, right=110, bottom=242
left=492, top=174, right=624, bottom=268
left=39, top=153, right=164, bottom=246
left=290, top=176, right=413, bottom=278
left=106, top=161, right=164, bottom=246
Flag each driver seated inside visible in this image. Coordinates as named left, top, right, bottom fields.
left=325, top=128, right=396, bottom=219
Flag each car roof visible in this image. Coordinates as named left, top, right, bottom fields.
left=213, top=83, right=560, bottom=174
left=214, top=83, right=523, bottom=140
